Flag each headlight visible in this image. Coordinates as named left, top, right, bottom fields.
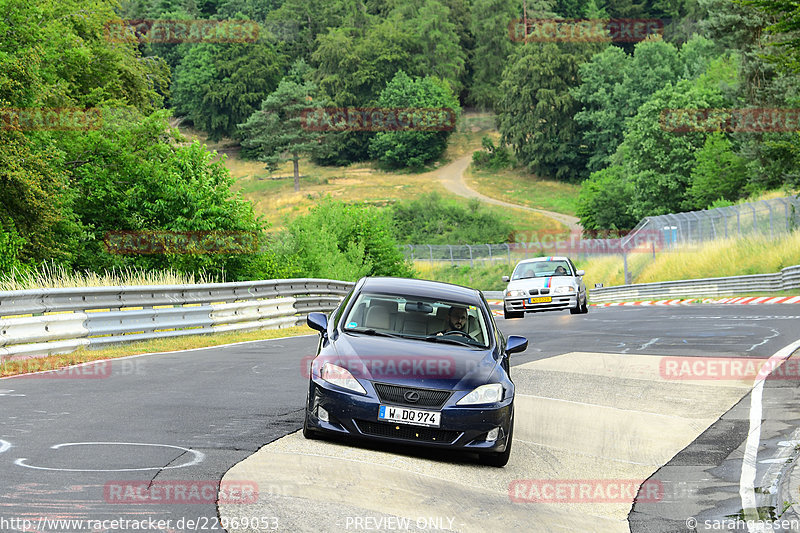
left=506, top=289, right=527, bottom=297
left=553, top=286, right=576, bottom=294
left=321, top=363, right=367, bottom=394
left=456, top=383, right=504, bottom=405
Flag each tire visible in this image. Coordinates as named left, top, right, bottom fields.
left=302, top=411, right=319, bottom=440
left=569, top=301, right=581, bottom=315
left=579, top=296, right=589, bottom=314
left=480, top=422, right=513, bottom=467
left=503, top=304, right=524, bottom=320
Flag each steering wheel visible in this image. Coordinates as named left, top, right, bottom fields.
left=441, top=330, right=471, bottom=338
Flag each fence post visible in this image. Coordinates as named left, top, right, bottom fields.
left=623, top=253, right=631, bottom=285
left=449, top=245, right=454, bottom=266
left=762, top=200, right=773, bottom=237
left=487, top=244, right=492, bottom=264
left=467, top=244, right=473, bottom=267
left=428, top=244, right=433, bottom=265
left=408, top=244, right=414, bottom=261
left=506, top=243, right=511, bottom=266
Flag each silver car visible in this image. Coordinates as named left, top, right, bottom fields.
left=501, top=257, right=588, bottom=319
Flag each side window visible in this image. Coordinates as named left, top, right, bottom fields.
left=333, top=288, right=355, bottom=327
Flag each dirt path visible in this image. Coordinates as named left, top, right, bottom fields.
left=435, top=155, right=582, bottom=231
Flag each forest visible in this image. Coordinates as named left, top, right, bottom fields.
left=1, top=0, right=798, bottom=281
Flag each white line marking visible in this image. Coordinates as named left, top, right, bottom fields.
left=0, top=440, right=11, bottom=454
left=0, top=390, right=24, bottom=397
left=739, top=339, right=800, bottom=531
left=746, top=328, right=780, bottom=352
left=14, top=442, right=205, bottom=472
left=640, top=338, right=660, bottom=350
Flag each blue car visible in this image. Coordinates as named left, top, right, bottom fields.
left=303, top=277, right=528, bottom=467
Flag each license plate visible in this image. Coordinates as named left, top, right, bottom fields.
left=378, top=405, right=440, bottom=427
left=528, top=297, right=552, bottom=303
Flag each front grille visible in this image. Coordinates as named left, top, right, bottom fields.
left=540, top=288, right=550, bottom=295
left=373, top=383, right=452, bottom=408
left=355, top=419, right=460, bottom=444
left=529, top=288, right=539, bottom=295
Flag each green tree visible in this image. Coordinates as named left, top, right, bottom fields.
left=469, top=0, right=518, bottom=109
left=688, top=132, right=749, bottom=209
left=497, top=40, right=602, bottom=181
left=172, top=41, right=287, bottom=140
left=55, top=108, right=265, bottom=277
left=576, top=165, right=639, bottom=230
left=239, top=76, right=328, bottom=191
left=621, top=57, right=738, bottom=217
left=368, top=71, right=461, bottom=169
left=402, top=0, right=467, bottom=96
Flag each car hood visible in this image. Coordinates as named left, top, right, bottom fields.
left=316, top=333, right=500, bottom=391
left=506, top=276, right=576, bottom=293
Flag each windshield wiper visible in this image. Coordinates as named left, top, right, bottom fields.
left=422, top=335, right=481, bottom=348
left=345, top=328, right=406, bottom=339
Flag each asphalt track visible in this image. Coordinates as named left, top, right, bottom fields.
left=1, top=304, right=799, bottom=532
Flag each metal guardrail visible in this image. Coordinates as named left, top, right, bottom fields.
left=0, top=279, right=354, bottom=360
left=588, top=265, right=800, bottom=303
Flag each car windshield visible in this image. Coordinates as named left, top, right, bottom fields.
left=512, top=260, right=572, bottom=280
left=342, top=292, right=490, bottom=348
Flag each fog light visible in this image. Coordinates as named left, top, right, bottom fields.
left=317, top=406, right=329, bottom=422
left=486, top=427, right=499, bottom=441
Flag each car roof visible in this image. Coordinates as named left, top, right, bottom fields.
left=359, top=277, right=483, bottom=304
left=515, top=256, right=571, bottom=265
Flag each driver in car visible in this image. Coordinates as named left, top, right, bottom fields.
left=436, top=306, right=469, bottom=336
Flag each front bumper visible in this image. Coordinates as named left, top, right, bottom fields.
left=305, top=379, right=513, bottom=453
left=504, top=294, right=577, bottom=312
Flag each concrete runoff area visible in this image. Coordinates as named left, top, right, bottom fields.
left=219, top=352, right=759, bottom=532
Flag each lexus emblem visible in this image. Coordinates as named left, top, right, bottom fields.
left=404, top=390, right=420, bottom=403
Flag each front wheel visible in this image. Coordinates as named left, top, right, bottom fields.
left=480, top=423, right=513, bottom=467
left=302, top=411, right=319, bottom=439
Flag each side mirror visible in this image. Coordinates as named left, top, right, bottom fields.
left=576, top=270, right=585, bottom=277
left=505, top=335, right=528, bottom=355
left=307, top=312, right=328, bottom=334
left=502, top=276, right=510, bottom=282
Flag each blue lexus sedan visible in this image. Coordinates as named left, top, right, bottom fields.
left=303, top=277, right=528, bottom=467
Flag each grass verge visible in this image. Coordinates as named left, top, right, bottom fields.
left=464, top=165, right=581, bottom=217
left=1, top=326, right=312, bottom=378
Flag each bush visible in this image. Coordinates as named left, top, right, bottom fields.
left=391, top=193, right=513, bottom=244
left=274, top=198, right=413, bottom=281
left=0, top=223, right=27, bottom=277
left=472, top=136, right=513, bottom=170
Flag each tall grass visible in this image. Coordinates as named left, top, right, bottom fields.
left=0, top=263, right=219, bottom=291
left=634, top=232, right=800, bottom=283
left=411, top=231, right=800, bottom=291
